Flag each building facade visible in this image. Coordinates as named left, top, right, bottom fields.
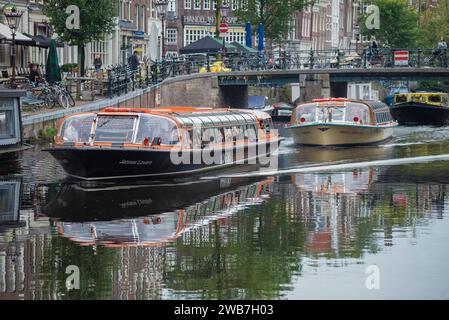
left=286, top=0, right=359, bottom=52
left=165, top=0, right=246, bottom=56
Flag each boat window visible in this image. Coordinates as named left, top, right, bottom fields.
left=135, top=115, right=180, bottom=145
left=245, top=125, right=258, bottom=142
left=395, top=95, right=407, bottom=103
left=429, top=95, right=442, bottom=103
left=60, top=114, right=94, bottom=143
left=95, top=115, right=136, bottom=143
left=344, top=103, right=371, bottom=123
left=181, top=128, right=191, bottom=147
left=316, top=107, right=344, bottom=122
left=295, top=103, right=316, bottom=123
left=224, top=127, right=233, bottom=142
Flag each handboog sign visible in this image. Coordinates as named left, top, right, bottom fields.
left=394, top=50, right=409, bottom=66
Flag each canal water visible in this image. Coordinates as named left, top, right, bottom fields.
left=1, top=125, right=449, bottom=299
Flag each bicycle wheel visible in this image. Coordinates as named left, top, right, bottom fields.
left=66, top=92, right=75, bottom=107
left=58, top=93, right=71, bottom=109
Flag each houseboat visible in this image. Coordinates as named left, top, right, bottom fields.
left=0, top=90, right=27, bottom=160
left=45, top=106, right=281, bottom=180
left=286, top=98, right=397, bottom=146
left=390, top=92, right=449, bottom=125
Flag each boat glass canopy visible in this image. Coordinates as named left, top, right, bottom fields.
left=294, top=102, right=371, bottom=124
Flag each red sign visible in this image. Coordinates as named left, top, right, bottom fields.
left=219, top=22, right=229, bottom=34
left=394, top=51, right=409, bottom=66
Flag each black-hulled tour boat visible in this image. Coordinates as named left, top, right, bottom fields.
left=45, top=107, right=281, bottom=180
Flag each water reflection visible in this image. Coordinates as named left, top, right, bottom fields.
left=1, top=140, right=449, bottom=298
left=45, top=178, right=274, bottom=248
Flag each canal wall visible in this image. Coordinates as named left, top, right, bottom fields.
left=22, top=85, right=160, bottom=140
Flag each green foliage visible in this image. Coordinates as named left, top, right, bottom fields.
left=39, top=126, right=58, bottom=140
left=60, top=63, right=78, bottom=72
left=41, top=0, right=116, bottom=47
left=233, top=0, right=313, bottom=43
left=418, top=0, right=449, bottom=48
left=360, top=0, right=419, bottom=47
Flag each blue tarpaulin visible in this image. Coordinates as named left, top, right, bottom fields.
left=245, top=22, right=252, bottom=48
left=258, top=23, right=264, bottom=51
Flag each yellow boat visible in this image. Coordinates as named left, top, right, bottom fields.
left=286, top=98, right=397, bottom=146
left=390, top=92, right=449, bottom=125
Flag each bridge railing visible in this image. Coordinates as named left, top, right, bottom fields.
left=147, top=48, right=448, bottom=83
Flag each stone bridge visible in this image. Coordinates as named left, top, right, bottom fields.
left=159, top=68, right=449, bottom=108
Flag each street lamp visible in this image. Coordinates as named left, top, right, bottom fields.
left=3, top=3, right=23, bottom=89
left=154, top=0, right=168, bottom=59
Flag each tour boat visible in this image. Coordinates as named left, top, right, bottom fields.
left=390, top=92, right=449, bottom=125
left=45, top=106, right=281, bottom=180
left=286, top=98, right=397, bottom=146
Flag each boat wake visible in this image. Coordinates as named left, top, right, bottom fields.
left=204, top=153, right=449, bottom=179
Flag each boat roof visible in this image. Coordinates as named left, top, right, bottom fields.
left=395, top=92, right=448, bottom=96
left=95, top=106, right=272, bottom=122
left=297, top=98, right=386, bottom=109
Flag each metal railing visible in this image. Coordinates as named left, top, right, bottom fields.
left=103, top=48, right=448, bottom=97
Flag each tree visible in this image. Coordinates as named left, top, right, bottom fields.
left=418, top=0, right=449, bottom=48
left=233, top=0, right=313, bottom=44
left=41, top=0, right=116, bottom=76
left=360, top=0, right=419, bottom=47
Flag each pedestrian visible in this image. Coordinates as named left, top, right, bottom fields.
left=438, top=37, right=448, bottom=67
left=93, top=54, right=102, bottom=72
left=128, top=51, right=140, bottom=72
left=29, top=63, right=40, bottom=86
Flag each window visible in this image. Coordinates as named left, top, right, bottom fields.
left=136, top=115, right=180, bottom=145
left=141, top=5, right=146, bottom=31
left=204, top=0, right=211, bottom=10
left=185, top=0, right=192, bottom=9
left=95, top=116, right=136, bottom=143
left=168, top=0, right=177, bottom=12
left=118, top=0, right=123, bottom=19
left=232, top=0, right=238, bottom=10
left=184, top=28, right=213, bottom=46
left=0, top=111, right=14, bottom=139
left=135, top=4, right=139, bottom=29
left=194, top=0, right=201, bottom=9
left=60, top=114, right=94, bottom=143
left=213, top=0, right=217, bottom=10
left=90, top=37, right=109, bottom=69
left=167, top=28, right=177, bottom=44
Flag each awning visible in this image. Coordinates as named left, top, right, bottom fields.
left=231, top=41, right=258, bottom=53
left=0, top=23, right=33, bottom=44
left=179, top=36, right=237, bottom=55
left=21, top=33, right=64, bottom=48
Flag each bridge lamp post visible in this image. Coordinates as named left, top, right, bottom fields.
left=3, top=3, right=23, bottom=89
left=154, top=0, right=168, bottom=59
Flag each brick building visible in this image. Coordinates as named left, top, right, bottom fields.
left=164, top=0, right=246, bottom=57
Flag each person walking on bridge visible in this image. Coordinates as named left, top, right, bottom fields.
left=437, top=37, right=448, bottom=68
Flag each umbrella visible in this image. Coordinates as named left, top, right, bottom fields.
left=45, top=39, right=61, bottom=84
left=179, top=36, right=237, bottom=55
left=245, top=22, right=252, bottom=48
left=257, top=23, right=264, bottom=51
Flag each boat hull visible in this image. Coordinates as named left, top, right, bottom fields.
left=46, top=141, right=279, bottom=180
left=390, top=103, right=449, bottom=125
left=287, top=123, right=395, bottom=146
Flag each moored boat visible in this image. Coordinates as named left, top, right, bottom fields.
left=286, top=98, right=397, bottom=146
left=390, top=92, right=449, bottom=125
left=45, top=106, right=281, bottom=180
